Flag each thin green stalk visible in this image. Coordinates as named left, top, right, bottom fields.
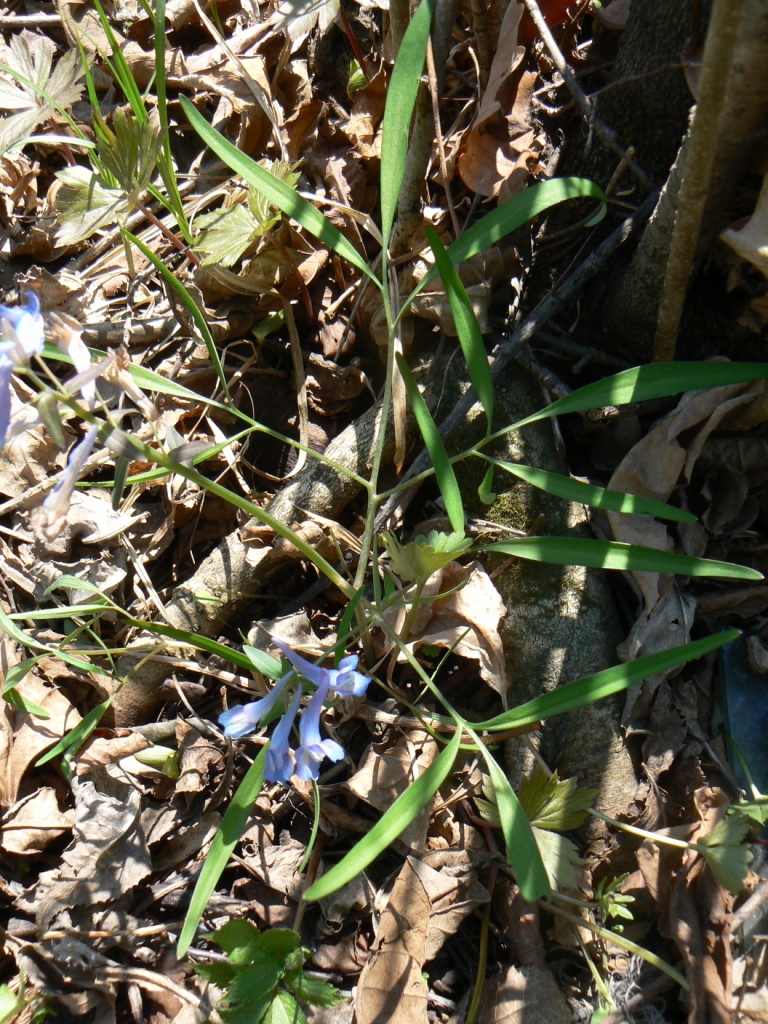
left=589, top=809, right=693, bottom=851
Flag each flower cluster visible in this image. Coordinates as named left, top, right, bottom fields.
left=219, top=637, right=372, bottom=783
left=0, top=295, right=113, bottom=538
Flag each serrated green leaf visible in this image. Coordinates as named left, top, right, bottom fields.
left=518, top=766, right=596, bottom=832
left=283, top=970, right=344, bottom=1008
left=732, top=800, right=768, bottom=825
left=263, top=991, right=307, bottom=1024
left=482, top=537, right=763, bottom=581
left=55, top=165, right=127, bottom=246
left=192, top=961, right=236, bottom=987
left=0, top=970, right=25, bottom=1024
left=195, top=202, right=260, bottom=267
left=532, top=826, right=583, bottom=891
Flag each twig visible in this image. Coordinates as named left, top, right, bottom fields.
left=521, top=0, right=652, bottom=191
left=653, top=0, right=743, bottom=361
left=374, top=190, right=660, bottom=531
left=0, top=13, right=62, bottom=27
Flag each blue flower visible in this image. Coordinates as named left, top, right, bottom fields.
left=43, top=423, right=99, bottom=538
left=271, top=636, right=371, bottom=699
left=0, top=294, right=45, bottom=450
left=295, top=672, right=344, bottom=781
left=219, top=671, right=292, bottom=739
left=264, top=683, right=302, bottom=783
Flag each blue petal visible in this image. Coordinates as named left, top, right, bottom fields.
left=0, top=359, right=13, bottom=451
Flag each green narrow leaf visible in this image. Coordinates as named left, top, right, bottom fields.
left=482, top=537, right=763, bottom=580
left=482, top=749, right=550, bottom=902
left=509, top=362, right=768, bottom=431
left=425, top=224, right=493, bottom=425
left=179, top=95, right=380, bottom=287
left=35, top=694, right=115, bottom=766
left=397, top=354, right=464, bottom=533
left=477, top=629, right=741, bottom=731
left=178, top=745, right=268, bottom=957
left=92, top=0, right=146, bottom=119
left=125, top=617, right=261, bottom=675
left=154, top=0, right=190, bottom=240
left=483, top=457, right=696, bottom=522
left=478, top=463, right=496, bottom=504
left=379, top=0, right=437, bottom=253
left=124, top=231, right=231, bottom=401
left=243, top=645, right=283, bottom=679
left=304, top=727, right=462, bottom=901
left=401, top=179, right=606, bottom=315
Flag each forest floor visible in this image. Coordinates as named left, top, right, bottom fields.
left=0, top=2, right=767, bottom=1023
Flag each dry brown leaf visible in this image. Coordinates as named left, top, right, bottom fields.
left=458, top=3, right=542, bottom=197
left=355, top=857, right=430, bottom=1024
left=476, top=963, right=572, bottom=1023
left=608, top=382, right=766, bottom=610
left=408, top=248, right=504, bottom=336
left=346, top=730, right=438, bottom=853
left=721, top=173, right=768, bottom=279
left=0, top=787, right=73, bottom=855
left=379, top=561, right=507, bottom=695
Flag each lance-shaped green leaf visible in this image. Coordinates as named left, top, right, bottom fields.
left=476, top=630, right=741, bottom=731
left=179, top=95, right=380, bottom=287
left=397, top=353, right=464, bottom=533
left=482, top=456, right=695, bottom=522
left=401, top=178, right=606, bottom=315
left=125, top=230, right=230, bottom=402
left=425, top=224, right=493, bottom=426
left=380, top=0, right=437, bottom=254
left=304, top=727, right=462, bottom=901
left=482, top=537, right=763, bottom=579
left=178, top=746, right=268, bottom=957
left=507, top=362, right=768, bottom=431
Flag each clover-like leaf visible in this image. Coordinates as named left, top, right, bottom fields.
left=380, top=529, right=471, bottom=584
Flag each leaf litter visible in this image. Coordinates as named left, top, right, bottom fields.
left=0, top=2, right=764, bottom=1023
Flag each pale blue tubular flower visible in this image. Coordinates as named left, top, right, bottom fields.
left=271, top=636, right=371, bottom=698
left=43, top=423, right=99, bottom=538
left=218, top=671, right=292, bottom=739
left=0, top=294, right=45, bottom=450
left=295, top=673, right=344, bottom=781
left=264, top=683, right=302, bottom=783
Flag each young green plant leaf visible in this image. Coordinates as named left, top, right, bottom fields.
left=397, top=353, right=464, bottom=533
left=481, top=456, right=695, bottom=522
left=304, top=726, right=462, bottom=901
left=179, top=95, right=380, bottom=287
left=400, top=178, right=606, bottom=316
left=125, top=617, right=262, bottom=675
left=125, top=230, right=231, bottom=402
left=482, top=537, right=763, bottom=580
left=425, top=224, right=494, bottom=427
left=507, top=362, right=768, bottom=431
left=379, top=0, right=436, bottom=253
left=481, top=745, right=550, bottom=902
left=476, top=629, right=741, bottom=731
left=35, top=694, right=116, bottom=768
left=153, top=0, right=190, bottom=241
left=178, top=745, right=268, bottom=957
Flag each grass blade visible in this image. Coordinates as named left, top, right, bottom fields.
left=425, top=224, right=493, bottom=426
left=400, top=179, right=606, bottom=316
left=508, top=362, right=768, bottom=431
left=304, top=727, right=462, bottom=901
left=124, top=231, right=231, bottom=401
left=179, top=95, right=380, bottom=287
left=397, top=354, right=464, bottom=532
left=178, top=746, right=267, bottom=957
left=125, top=617, right=261, bottom=675
left=483, top=537, right=763, bottom=580
left=482, top=746, right=550, bottom=902
left=380, top=0, right=437, bottom=253
left=153, top=0, right=190, bottom=241
left=477, top=629, right=741, bottom=731
left=482, top=456, right=695, bottom=522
